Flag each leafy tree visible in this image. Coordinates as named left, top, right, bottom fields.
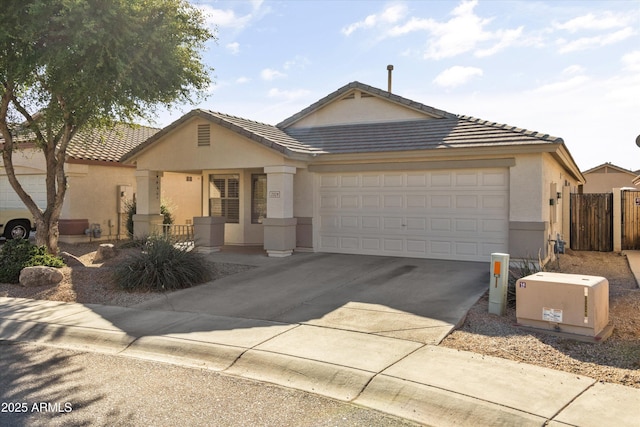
left=0, top=0, right=214, bottom=254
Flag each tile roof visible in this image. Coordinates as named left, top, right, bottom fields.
left=1, top=123, right=159, bottom=163
left=283, top=115, right=563, bottom=155
left=66, top=124, right=160, bottom=162
left=200, top=110, right=324, bottom=155
left=122, top=81, right=566, bottom=161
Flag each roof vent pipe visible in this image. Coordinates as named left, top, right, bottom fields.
left=387, top=64, right=394, bottom=93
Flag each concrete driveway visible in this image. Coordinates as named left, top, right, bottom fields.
left=134, top=251, right=488, bottom=344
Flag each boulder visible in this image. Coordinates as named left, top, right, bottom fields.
left=19, top=266, right=64, bottom=287
left=93, top=243, right=118, bottom=264
left=59, top=251, right=85, bottom=267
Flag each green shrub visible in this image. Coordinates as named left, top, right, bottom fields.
left=113, top=235, right=211, bottom=292
left=0, top=240, right=65, bottom=283
left=124, top=200, right=174, bottom=237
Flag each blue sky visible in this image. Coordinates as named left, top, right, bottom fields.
left=154, top=0, right=640, bottom=172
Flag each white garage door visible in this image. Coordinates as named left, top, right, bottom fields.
left=317, top=169, right=509, bottom=261
left=0, top=175, right=47, bottom=209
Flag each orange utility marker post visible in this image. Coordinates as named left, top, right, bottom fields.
left=489, top=253, right=510, bottom=316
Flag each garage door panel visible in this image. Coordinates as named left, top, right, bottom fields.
left=383, top=174, right=403, bottom=187
left=455, top=195, right=478, bottom=209
left=1, top=175, right=46, bottom=209
left=341, top=175, right=359, bottom=187
left=317, top=169, right=508, bottom=261
left=455, top=172, right=479, bottom=186
left=362, top=238, right=380, bottom=250
left=362, top=195, right=380, bottom=208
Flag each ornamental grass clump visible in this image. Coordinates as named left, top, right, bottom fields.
left=113, top=236, right=212, bottom=292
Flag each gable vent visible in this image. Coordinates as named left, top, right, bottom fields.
left=197, top=124, right=211, bottom=146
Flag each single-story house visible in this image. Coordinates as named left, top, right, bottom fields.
left=122, top=81, right=585, bottom=262
left=580, top=163, right=639, bottom=193
left=1, top=124, right=200, bottom=242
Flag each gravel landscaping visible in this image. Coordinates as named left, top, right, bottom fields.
left=441, top=249, right=640, bottom=389
left=1, top=241, right=638, bottom=389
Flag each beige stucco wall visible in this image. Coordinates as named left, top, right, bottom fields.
left=508, top=152, right=580, bottom=262
left=582, top=170, right=638, bottom=193
left=289, top=90, right=432, bottom=128
left=134, top=117, right=288, bottom=171
left=2, top=147, right=46, bottom=173
left=293, top=167, right=314, bottom=218
left=508, top=153, right=544, bottom=222
left=62, top=162, right=137, bottom=239
left=161, top=172, right=202, bottom=225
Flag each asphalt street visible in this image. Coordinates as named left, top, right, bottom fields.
left=0, top=341, right=420, bottom=427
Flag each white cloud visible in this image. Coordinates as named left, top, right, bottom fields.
left=226, top=42, right=240, bottom=54
left=433, top=66, right=483, bottom=88
left=475, top=27, right=524, bottom=57
left=530, top=75, right=591, bottom=94
left=197, top=1, right=269, bottom=31
left=385, top=0, right=522, bottom=59
left=341, top=2, right=408, bottom=36
left=555, top=11, right=631, bottom=33
left=267, top=88, right=311, bottom=101
left=260, top=68, right=286, bottom=81
left=557, top=27, right=635, bottom=53
left=236, top=77, right=250, bottom=84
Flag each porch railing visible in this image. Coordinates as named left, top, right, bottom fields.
left=162, top=224, right=194, bottom=244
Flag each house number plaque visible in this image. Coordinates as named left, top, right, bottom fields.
left=269, top=191, right=281, bottom=198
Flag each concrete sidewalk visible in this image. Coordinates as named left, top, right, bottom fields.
left=1, top=295, right=639, bottom=426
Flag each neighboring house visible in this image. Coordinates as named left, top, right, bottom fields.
left=122, top=81, right=585, bottom=263
left=581, top=163, right=639, bottom=193
left=1, top=124, right=200, bottom=242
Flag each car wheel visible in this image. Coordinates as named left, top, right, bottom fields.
left=5, top=221, right=30, bottom=240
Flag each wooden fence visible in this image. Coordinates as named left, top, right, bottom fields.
left=570, top=193, right=613, bottom=251
left=622, top=190, right=640, bottom=250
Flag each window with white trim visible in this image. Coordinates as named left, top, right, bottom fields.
left=209, top=174, right=239, bottom=223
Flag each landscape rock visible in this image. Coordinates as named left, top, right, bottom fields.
left=93, top=243, right=118, bottom=264
left=19, top=266, right=64, bottom=287
left=59, top=251, right=85, bottom=267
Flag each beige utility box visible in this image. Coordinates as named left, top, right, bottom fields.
left=516, top=272, right=610, bottom=339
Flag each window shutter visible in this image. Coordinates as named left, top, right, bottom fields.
left=197, top=124, right=210, bottom=146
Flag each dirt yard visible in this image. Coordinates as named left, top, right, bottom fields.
left=1, top=242, right=639, bottom=389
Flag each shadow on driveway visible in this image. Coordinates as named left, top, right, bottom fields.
left=131, top=252, right=488, bottom=344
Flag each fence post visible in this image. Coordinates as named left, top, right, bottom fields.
left=613, top=188, right=622, bottom=252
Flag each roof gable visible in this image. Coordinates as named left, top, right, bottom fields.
left=277, top=81, right=455, bottom=129
left=121, top=109, right=321, bottom=163
left=582, top=162, right=637, bottom=177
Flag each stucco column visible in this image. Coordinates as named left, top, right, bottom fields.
left=263, top=165, right=297, bottom=257
left=133, top=169, right=164, bottom=238
left=193, top=216, right=226, bottom=253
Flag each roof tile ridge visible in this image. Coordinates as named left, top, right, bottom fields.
left=457, top=114, right=562, bottom=143
left=206, top=110, right=280, bottom=128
